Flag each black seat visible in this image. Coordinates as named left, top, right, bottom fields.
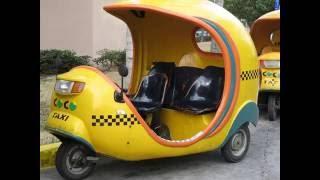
left=131, top=73, right=168, bottom=113
left=131, top=62, right=175, bottom=114
left=131, top=63, right=175, bottom=138
left=172, top=66, right=224, bottom=114
left=168, top=67, right=203, bottom=107
left=131, top=62, right=224, bottom=115
left=148, top=62, right=176, bottom=106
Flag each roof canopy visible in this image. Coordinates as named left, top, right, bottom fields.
left=250, top=10, right=280, bottom=54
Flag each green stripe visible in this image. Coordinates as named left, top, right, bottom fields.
left=196, top=18, right=237, bottom=136
left=220, top=101, right=259, bottom=147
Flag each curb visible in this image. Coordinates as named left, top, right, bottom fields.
left=40, top=142, right=61, bottom=169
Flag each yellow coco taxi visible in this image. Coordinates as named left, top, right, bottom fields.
left=45, top=0, right=259, bottom=179
left=251, top=10, right=280, bottom=121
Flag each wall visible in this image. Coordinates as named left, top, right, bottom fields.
left=40, top=0, right=93, bottom=56
left=40, top=0, right=127, bottom=57
left=92, top=0, right=127, bottom=57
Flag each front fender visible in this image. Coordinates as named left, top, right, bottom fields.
left=45, top=111, right=95, bottom=152
left=221, top=101, right=259, bottom=147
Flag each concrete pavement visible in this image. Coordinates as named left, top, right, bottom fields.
left=40, top=115, right=280, bottom=180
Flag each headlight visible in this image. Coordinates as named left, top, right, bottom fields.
left=260, top=60, right=280, bottom=68
left=55, top=80, right=85, bottom=95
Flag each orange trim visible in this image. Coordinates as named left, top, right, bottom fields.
left=74, top=4, right=241, bottom=147
left=207, top=22, right=240, bottom=137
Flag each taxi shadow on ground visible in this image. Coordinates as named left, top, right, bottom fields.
left=95, top=150, right=223, bottom=178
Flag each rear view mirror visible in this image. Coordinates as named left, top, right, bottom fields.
left=118, top=65, right=128, bottom=77
left=115, top=64, right=128, bottom=103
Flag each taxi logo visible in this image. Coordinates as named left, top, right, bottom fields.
left=264, top=79, right=279, bottom=86
left=52, top=112, right=69, bottom=121
left=54, top=98, right=77, bottom=111
left=262, top=71, right=280, bottom=78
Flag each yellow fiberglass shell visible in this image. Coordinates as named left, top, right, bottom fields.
left=46, top=66, right=256, bottom=161
left=46, top=0, right=259, bottom=161
left=251, top=10, right=280, bottom=55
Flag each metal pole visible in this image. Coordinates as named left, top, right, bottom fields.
left=275, top=0, right=280, bottom=10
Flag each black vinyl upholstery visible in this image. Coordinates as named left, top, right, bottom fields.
left=131, top=62, right=224, bottom=115
left=169, top=67, right=203, bottom=107
left=172, top=66, right=224, bottom=114
left=131, top=73, right=168, bottom=113
left=149, top=62, right=176, bottom=106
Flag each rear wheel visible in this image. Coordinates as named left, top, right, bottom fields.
left=268, top=95, right=278, bottom=121
left=56, top=142, right=96, bottom=180
left=221, top=125, right=250, bottom=163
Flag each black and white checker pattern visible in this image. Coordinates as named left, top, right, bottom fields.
left=240, top=69, right=259, bottom=81
left=91, top=114, right=140, bottom=127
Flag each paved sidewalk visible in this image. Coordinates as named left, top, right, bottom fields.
left=40, top=116, right=280, bottom=180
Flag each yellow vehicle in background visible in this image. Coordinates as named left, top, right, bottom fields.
left=45, top=0, right=260, bottom=179
left=251, top=10, right=280, bottom=121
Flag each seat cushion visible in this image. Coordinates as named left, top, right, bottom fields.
left=131, top=101, right=161, bottom=113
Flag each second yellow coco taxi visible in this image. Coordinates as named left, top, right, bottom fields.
left=251, top=10, right=280, bottom=121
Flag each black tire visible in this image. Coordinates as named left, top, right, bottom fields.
left=56, top=142, right=96, bottom=180
left=221, top=125, right=250, bottom=163
left=268, top=95, right=277, bottom=121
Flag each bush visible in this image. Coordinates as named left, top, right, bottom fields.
left=40, top=49, right=91, bottom=74
left=93, top=49, right=126, bottom=71
left=224, top=0, right=274, bottom=25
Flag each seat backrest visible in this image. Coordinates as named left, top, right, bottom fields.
left=261, top=30, right=280, bottom=54
left=170, top=67, right=203, bottom=105
left=134, top=63, right=225, bottom=114
left=183, top=66, right=224, bottom=113
left=261, top=46, right=280, bottom=54
left=178, top=53, right=197, bottom=67
left=271, top=30, right=280, bottom=46
left=149, top=62, right=175, bottom=84
left=261, top=46, right=273, bottom=54
left=132, top=73, right=168, bottom=104
left=149, top=62, right=176, bottom=106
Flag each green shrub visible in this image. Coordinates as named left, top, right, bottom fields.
left=224, top=0, right=274, bottom=25
left=40, top=49, right=90, bottom=74
left=93, top=49, right=126, bottom=71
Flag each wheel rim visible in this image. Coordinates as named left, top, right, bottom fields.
left=66, top=146, right=90, bottom=175
left=230, top=129, right=247, bottom=157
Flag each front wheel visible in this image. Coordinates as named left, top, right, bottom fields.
left=56, top=142, right=96, bottom=180
left=221, top=125, right=250, bottom=163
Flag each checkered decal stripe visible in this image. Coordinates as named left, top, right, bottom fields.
left=240, top=69, right=259, bottom=81
left=91, top=114, right=140, bottom=127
